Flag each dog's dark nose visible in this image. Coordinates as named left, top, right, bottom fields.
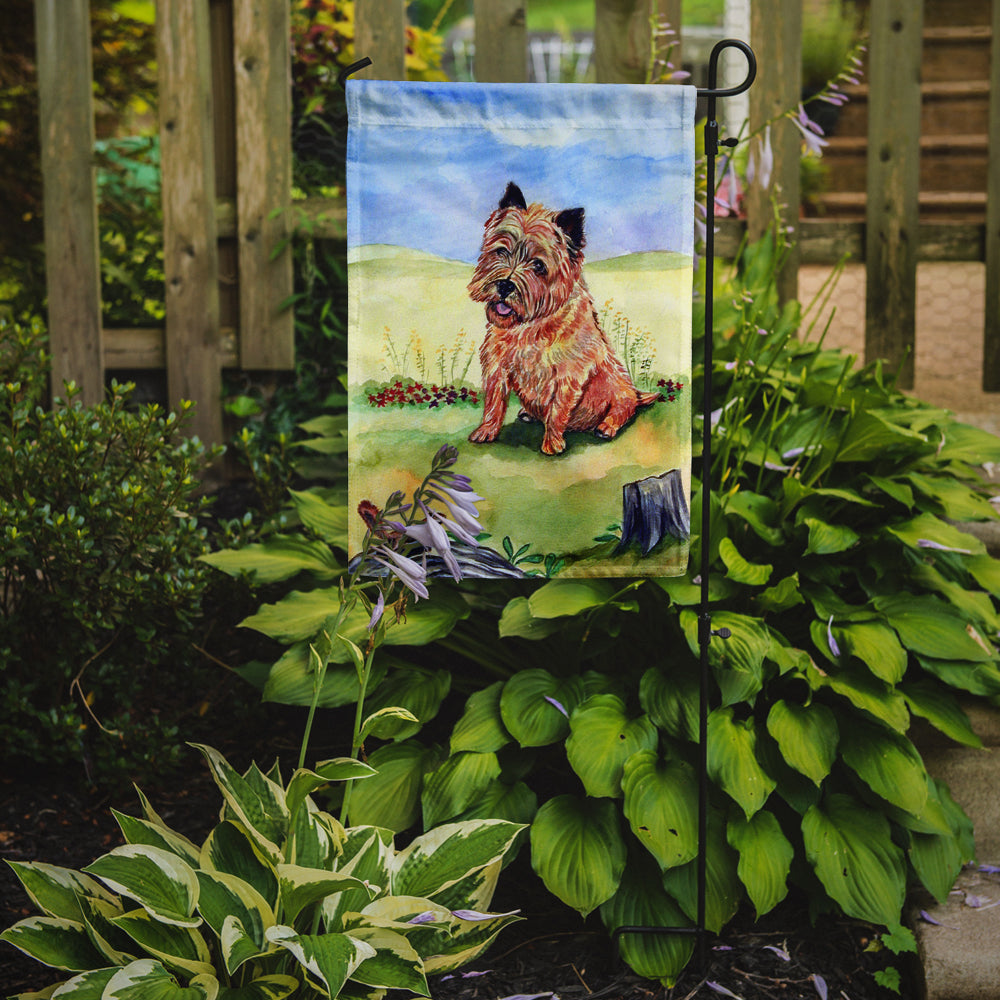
left=496, top=279, right=516, bottom=300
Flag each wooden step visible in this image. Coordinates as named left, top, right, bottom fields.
left=813, top=190, right=987, bottom=222
left=922, top=0, right=991, bottom=28
left=822, top=134, right=989, bottom=193
left=922, top=25, right=993, bottom=83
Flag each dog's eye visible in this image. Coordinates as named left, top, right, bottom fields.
left=530, top=258, right=548, bottom=276
left=492, top=247, right=509, bottom=259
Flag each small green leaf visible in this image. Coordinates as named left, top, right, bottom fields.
left=499, top=670, right=584, bottom=747
left=707, top=708, right=776, bottom=819
left=347, top=740, right=441, bottom=832
left=727, top=811, right=793, bottom=917
left=765, top=700, right=838, bottom=786
left=450, top=682, right=511, bottom=754
left=838, top=718, right=929, bottom=817
left=421, top=751, right=502, bottom=828
left=718, top=537, right=772, bottom=585
left=527, top=579, right=617, bottom=618
left=803, top=517, right=859, bottom=555
left=200, top=536, right=340, bottom=584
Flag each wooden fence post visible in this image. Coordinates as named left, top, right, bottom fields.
left=34, top=0, right=104, bottom=405
left=355, top=0, right=406, bottom=80
left=864, top=0, right=923, bottom=389
left=157, top=0, right=223, bottom=445
left=233, top=0, right=294, bottom=369
left=984, top=0, right=1000, bottom=390
left=746, top=0, right=801, bottom=305
left=474, top=0, right=527, bottom=83
left=594, top=0, right=654, bottom=84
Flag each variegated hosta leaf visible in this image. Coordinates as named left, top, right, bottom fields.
left=421, top=906, right=522, bottom=975
left=102, top=958, right=218, bottom=999
left=420, top=860, right=501, bottom=917
left=322, top=829, right=393, bottom=931
left=77, top=894, right=136, bottom=966
left=566, top=695, right=658, bottom=799
left=707, top=707, right=776, bottom=818
left=214, top=974, right=299, bottom=1000
left=276, top=864, right=375, bottom=925
left=4, top=861, right=118, bottom=922
left=529, top=795, right=626, bottom=917
left=421, top=751, right=501, bottom=829
left=450, top=681, right=511, bottom=754
left=727, top=810, right=793, bottom=917
left=200, top=822, right=278, bottom=910
left=288, top=802, right=343, bottom=870
left=112, top=811, right=202, bottom=868
left=83, top=846, right=200, bottom=928
left=110, top=908, right=214, bottom=979
left=802, top=793, right=906, bottom=926
left=391, top=820, right=524, bottom=901
left=0, top=916, right=107, bottom=971
left=621, top=751, right=699, bottom=871
left=190, top=745, right=287, bottom=863
left=344, top=926, right=429, bottom=995
left=600, top=853, right=694, bottom=987
left=45, top=966, right=118, bottom=997
left=285, top=760, right=375, bottom=824
left=195, top=871, right=274, bottom=974
left=265, top=926, right=375, bottom=998
left=765, top=700, right=838, bottom=786
left=499, top=670, right=585, bottom=747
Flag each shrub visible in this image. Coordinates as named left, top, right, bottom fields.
left=0, top=317, right=220, bottom=784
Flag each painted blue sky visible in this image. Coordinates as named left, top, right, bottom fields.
left=346, top=81, right=696, bottom=263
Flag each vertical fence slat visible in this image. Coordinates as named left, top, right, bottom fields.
left=865, top=0, right=923, bottom=389
left=233, top=0, right=294, bottom=369
left=595, top=0, right=653, bottom=84
left=157, top=0, right=223, bottom=445
left=474, top=0, right=527, bottom=82
left=983, top=0, right=1000, bottom=390
left=746, top=0, right=801, bottom=304
left=34, top=0, right=103, bottom=405
left=355, top=0, right=406, bottom=80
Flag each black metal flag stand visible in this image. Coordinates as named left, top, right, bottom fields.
left=341, top=39, right=758, bottom=975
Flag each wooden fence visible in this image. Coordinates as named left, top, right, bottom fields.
left=33, top=0, right=1000, bottom=445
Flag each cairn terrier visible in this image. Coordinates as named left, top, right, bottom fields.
left=467, top=182, right=660, bottom=456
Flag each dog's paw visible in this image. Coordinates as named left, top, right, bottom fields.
left=594, top=421, right=619, bottom=440
left=469, top=425, right=498, bottom=443
left=541, top=435, right=566, bottom=455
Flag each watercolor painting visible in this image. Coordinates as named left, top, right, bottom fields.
left=346, top=81, right=696, bottom=578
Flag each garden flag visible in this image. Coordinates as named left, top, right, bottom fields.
left=347, top=81, right=696, bottom=578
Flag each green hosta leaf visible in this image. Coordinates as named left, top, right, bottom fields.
left=347, top=740, right=442, bottom=832
left=802, top=793, right=906, bottom=926
left=906, top=472, right=998, bottom=521
left=802, top=517, right=859, bottom=556
left=277, top=865, right=374, bottom=925
left=216, top=975, right=299, bottom=1000
left=661, top=811, right=741, bottom=933
left=718, top=537, right=772, bottom=586
left=621, top=751, right=698, bottom=871
left=565, top=695, right=658, bottom=798
left=421, top=751, right=502, bottom=828
left=901, top=680, right=982, bottom=748
left=874, top=594, right=995, bottom=662
left=103, top=959, right=218, bottom=999
left=4, top=862, right=118, bottom=923
left=393, top=820, right=524, bottom=900
left=190, top=746, right=287, bottom=862
left=112, top=812, right=201, bottom=868
left=835, top=621, right=907, bottom=684
left=809, top=661, right=910, bottom=732
left=288, top=489, right=348, bottom=547
left=200, top=536, right=340, bottom=583
left=499, top=670, right=584, bottom=747
left=530, top=795, right=626, bottom=917
left=345, top=926, right=428, bottom=994
left=866, top=474, right=914, bottom=509
left=765, top=700, right=838, bottom=786
left=195, top=871, right=273, bottom=974
left=835, top=410, right=927, bottom=463
left=967, top=553, right=1000, bottom=597
left=0, top=916, right=107, bottom=971
left=359, top=706, right=421, bottom=742
left=724, top=490, right=784, bottom=545
left=935, top=421, right=1000, bottom=464
left=111, top=908, right=214, bottom=977
left=680, top=610, right=770, bottom=706
left=756, top=573, right=804, bottom=614
left=450, top=682, right=511, bottom=754
left=599, top=853, right=694, bottom=986
left=453, top=779, right=538, bottom=827
left=83, top=846, right=200, bottom=928
left=654, top=572, right=737, bottom=606
left=727, top=811, right=793, bottom=918
left=707, top=708, right=775, bottom=818
left=260, top=643, right=387, bottom=709
left=362, top=667, right=451, bottom=740
left=497, top=596, right=564, bottom=639
left=285, top=759, right=375, bottom=822
left=200, top=822, right=278, bottom=910
left=909, top=827, right=965, bottom=905
left=527, top=579, right=618, bottom=618
left=886, top=512, right=985, bottom=556
left=265, top=926, right=375, bottom=998
left=916, top=655, right=1000, bottom=697
left=639, top=664, right=699, bottom=742
left=911, top=562, right=1000, bottom=633
left=839, top=718, right=929, bottom=816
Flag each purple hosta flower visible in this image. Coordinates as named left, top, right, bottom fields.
left=763, top=944, right=791, bottom=962
left=706, top=982, right=742, bottom=999
left=451, top=908, right=521, bottom=921
left=544, top=695, right=569, bottom=718
left=398, top=502, right=463, bottom=581
left=791, top=104, right=829, bottom=156
left=441, top=970, right=493, bottom=981
left=919, top=909, right=958, bottom=929
left=407, top=911, right=438, bottom=925
left=917, top=538, right=973, bottom=555
left=715, top=157, right=741, bottom=215
left=367, top=590, right=385, bottom=631
left=747, top=125, right=774, bottom=191
left=979, top=864, right=1000, bottom=874
left=812, top=974, right=828, bottom=1000
left=827, top=616, right=841, bottom=657
left=371, top=545, right=429, bottom=600
left=497, top=994, right=558, bottom=1000
left=426, top=481, right=484, bottom=540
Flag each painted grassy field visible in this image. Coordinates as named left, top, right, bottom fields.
left=348, top=245, right=692, bottom=577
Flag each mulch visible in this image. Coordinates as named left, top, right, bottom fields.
left=0, top=745, right=912, bottom=1000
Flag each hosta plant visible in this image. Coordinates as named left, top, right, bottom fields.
left=1, top=743, right=523, bottom=999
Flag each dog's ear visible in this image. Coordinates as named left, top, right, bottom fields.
left=555, top=207, right=586, bottom=259
left=499, top=182, right=527, bottom=210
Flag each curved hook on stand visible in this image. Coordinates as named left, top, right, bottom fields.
left=338, top=57, right=373, bottom=91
